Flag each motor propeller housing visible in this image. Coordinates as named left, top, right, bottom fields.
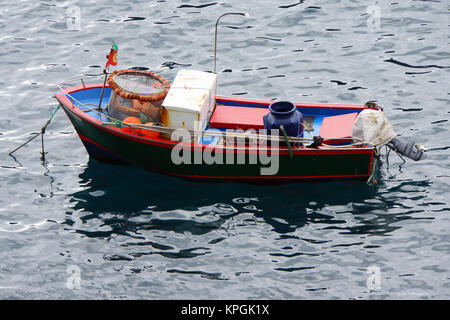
left=387, top=137, right=426, bottom=161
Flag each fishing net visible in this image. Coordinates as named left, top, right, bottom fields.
left=107, top=69, right=170, bottom=123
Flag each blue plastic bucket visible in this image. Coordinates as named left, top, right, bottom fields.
left=263, top=101, right=304, bottom=138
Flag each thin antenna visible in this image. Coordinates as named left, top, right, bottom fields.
left=213, top=12, right=249, bottom=74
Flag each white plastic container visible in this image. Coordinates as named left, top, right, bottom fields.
left=161, top=69, right=218, bottom=132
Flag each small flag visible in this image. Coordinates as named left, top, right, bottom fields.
left=105, top=43, right=118, bottom=68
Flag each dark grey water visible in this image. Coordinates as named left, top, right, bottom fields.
left=0, top=0, right=449, bottom=299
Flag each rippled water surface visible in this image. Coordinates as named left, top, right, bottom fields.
left=0, top=0, right=449, bottom=299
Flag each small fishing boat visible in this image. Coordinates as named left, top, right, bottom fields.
left=54, top=69, right=421, bottom=183
left=53, top=15, right=426, bottom=183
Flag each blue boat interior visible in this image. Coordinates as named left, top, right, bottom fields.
left=65, top=86, right=363, bottom=146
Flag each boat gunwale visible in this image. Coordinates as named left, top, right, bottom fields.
left=55, top=83, right=376, bottom=155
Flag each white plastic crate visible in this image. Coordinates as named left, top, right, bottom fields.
left=162, top=69, right=218, bottom=131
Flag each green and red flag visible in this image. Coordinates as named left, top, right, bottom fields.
left=105, top=43, right=118, bottom=68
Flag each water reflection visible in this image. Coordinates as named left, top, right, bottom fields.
left=65, top=159, right=414, bottom=240
left=63, top=158, right=437, bottom=263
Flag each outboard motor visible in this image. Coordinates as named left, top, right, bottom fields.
left=387, top=138, right=426, bottom=161
left=351, top=108, right=426, bottom=161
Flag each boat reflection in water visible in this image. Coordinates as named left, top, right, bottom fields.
left=66, top=159, right=400, bottom=237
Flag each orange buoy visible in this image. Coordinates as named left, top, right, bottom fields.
left=141, top=122, right=160, bottom=139
left=122, top=116, right=142, bottom=134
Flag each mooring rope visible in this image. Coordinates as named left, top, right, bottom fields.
left=9, top=105, right=61, bottom=156
left=366, top=147, right=380, bottom=184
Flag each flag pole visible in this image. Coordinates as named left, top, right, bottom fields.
left=98, top=43, right=115, bottom=109
left=97, top=69, right=108, bottom=110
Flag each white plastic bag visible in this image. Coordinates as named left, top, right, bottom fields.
left=351, top=109, right=396, bottom=147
